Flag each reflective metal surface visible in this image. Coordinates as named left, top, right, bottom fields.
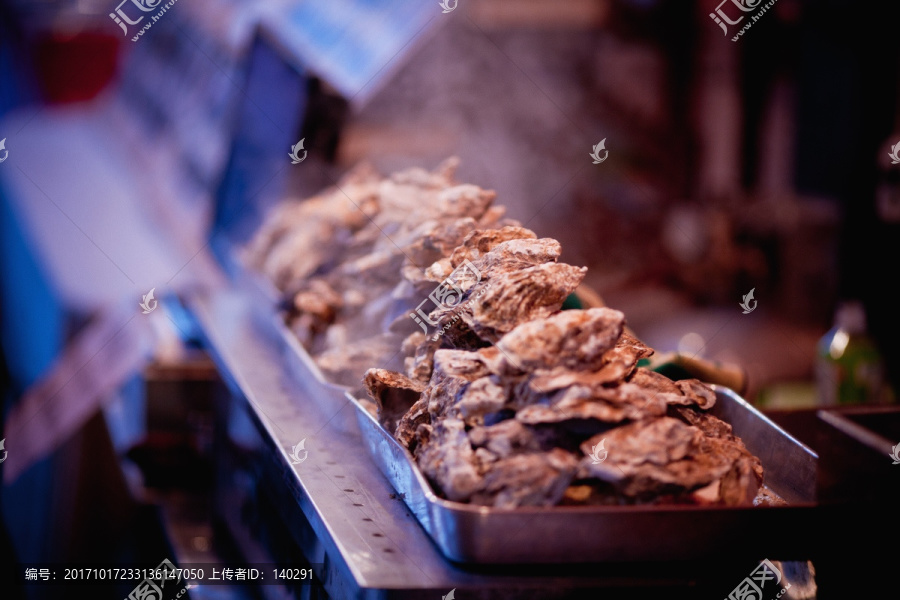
left=711, top=386, right=817, bottom=505
left=196, top=290, right=764, bottom=596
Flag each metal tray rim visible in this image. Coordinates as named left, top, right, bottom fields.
left=345, top=386, right=818, bottom=516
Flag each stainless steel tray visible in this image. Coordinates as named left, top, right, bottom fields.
left=216, top=241, right=819, bottom=564
left=347, top=386, right=818, bottom=564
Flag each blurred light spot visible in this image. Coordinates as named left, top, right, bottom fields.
left=678, top=332, right=706, bottom=357
left=662, top=208, right=707, bottom=263
left=191, top=536, right=210, bottom=552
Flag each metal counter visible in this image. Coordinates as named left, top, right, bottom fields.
left=188, top=289, right=816, bottom=599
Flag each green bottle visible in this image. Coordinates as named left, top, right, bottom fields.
left=816, top=301, right=887, bottom=406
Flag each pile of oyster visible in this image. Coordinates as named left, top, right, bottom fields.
left=248, top=159, right=765, bottom=508
left=245, top=158, right=517, bottom=387
left=365, top=285, right=763, bottom=509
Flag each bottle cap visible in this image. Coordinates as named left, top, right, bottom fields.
left=835, top=301, right=866, bottom=335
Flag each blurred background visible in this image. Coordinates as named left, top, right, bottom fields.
left=1, top=0, right=899, bottom=597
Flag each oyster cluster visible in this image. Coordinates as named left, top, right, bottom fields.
left=249, top=159, right=764, bottom=508
left=246, top=158, right=524, bottom=387
left=367, top=306, right=763, bottom=508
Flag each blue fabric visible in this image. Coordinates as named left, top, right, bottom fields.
left=0, top=188, right=64, bottom=563
left=0, top=188, right=64, bottom=392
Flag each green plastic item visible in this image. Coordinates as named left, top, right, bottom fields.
left=560, top=293, right=583, bottom=311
